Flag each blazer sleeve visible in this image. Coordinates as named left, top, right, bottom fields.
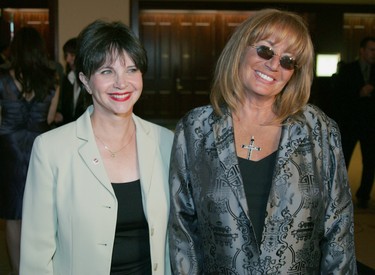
left=319, top=119, right=357, bottom=274
left=20, top=135, right=57, bottom=275
left=168, top=120, right=203, bottom=275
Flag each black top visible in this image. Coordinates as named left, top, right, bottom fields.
left=110, top=180, right=151, bottom=275
left=238, top=151, right=277, bottom=246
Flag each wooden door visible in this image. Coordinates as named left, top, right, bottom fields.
left=135, top=12, right=216, bottom=119
left=135, top=11, right=255, bottom=119
left=343, top=13, right=375, bottom=62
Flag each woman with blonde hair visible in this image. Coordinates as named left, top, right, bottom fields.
left=169, top=9, right=356, bottom=274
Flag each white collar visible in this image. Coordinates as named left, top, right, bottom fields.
left=67, top=70, right=76, bottom=85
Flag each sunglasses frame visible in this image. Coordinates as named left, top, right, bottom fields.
left=251, top=45, right=298, bottom=70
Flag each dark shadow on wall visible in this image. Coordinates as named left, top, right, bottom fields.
left=357, top=261, right=375, bottom=275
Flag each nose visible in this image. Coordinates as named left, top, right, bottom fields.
left=114, top=73, right=128, bottom=89
left=67, top=55, right=74, bottom=63
left=66, top=54, right=75, bottom=66
left=265, top=55, right=281, bottom=71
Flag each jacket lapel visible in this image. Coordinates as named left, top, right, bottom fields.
left=133, top=115, right=156, bottom=195
left=76, top=106, right=114, bottom=194
left=213, top=109, right=250, bottom=221
left=274, top=115, right=307, bottom=176
left=268, top=113, right=307, bottom=211
left=212, top=108, right=308, bottom=222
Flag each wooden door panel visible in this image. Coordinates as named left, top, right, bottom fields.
left=177, top=19, right=194, bottom=116
left=219, top=12, right=253, bottom=47
left=180, top=17, right=215, bottom=115
left=138, top=12, right=218, bottom=119
left=343, top=14, right=375, bottom=62
left=158, top=21, right=176, bottom=116
left=138, top=21, right=158, bottom=116
left=136, top=13, right=177, bottom=118
left=175, top=13, right=216, bottom=117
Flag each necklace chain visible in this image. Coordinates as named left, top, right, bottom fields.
left=95, top=130, right=135, bottom=158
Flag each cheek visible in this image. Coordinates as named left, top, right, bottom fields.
left=276, top=72, right=294, bottom=93
left=241, top=67, right=257, bottom=88
left=132, top=75, right=144, bottom=90
left=239, top=62, right=251, bottom=80
left=87, top=77, right=109, bottom=93
left=281, top=70, right=294, bottom=83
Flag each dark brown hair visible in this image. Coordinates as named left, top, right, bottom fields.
left=10, top=27, right=56, bottom=101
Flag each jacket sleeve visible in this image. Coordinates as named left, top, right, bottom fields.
left=319, top=120, right=357, bottom=275
left=168, top=120, right=203, bottom=275
left=20, top=135, right=56, bottom=275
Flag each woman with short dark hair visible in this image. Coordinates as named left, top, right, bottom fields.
left=20, top=20, right=173, bottom=275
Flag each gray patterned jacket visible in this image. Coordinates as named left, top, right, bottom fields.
left=169, top=104, right=357, bottom=275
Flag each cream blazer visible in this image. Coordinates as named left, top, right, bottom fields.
left=20, top=106, right=173, bottom=275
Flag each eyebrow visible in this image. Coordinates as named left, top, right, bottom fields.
left=265, top=40, right=275, bottom=46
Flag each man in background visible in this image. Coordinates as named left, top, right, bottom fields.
left=333, top=36, right=375, bottom=209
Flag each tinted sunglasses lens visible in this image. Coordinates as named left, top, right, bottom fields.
left=280, top=56, right=296, bottom=70
left=256, top=45, right=297, bottom=70
left=257, top=46, right=274, bottom=60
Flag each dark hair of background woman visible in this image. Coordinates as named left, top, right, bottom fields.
left=10, top=27, right=56, bottom=101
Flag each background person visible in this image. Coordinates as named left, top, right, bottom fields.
left=0, top=27, right=60, bottom=275
left=332, top=36, right=375, bottom=209
left=0, top=17, right=10, bottom=69
left=169, top=9, right=356, bottom=274
left=20, top=20, right=173, bottom=274
left=55, top=37, right=91, bottom=126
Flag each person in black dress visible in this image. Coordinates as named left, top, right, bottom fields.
left=0, top=27, right=60, bottom=275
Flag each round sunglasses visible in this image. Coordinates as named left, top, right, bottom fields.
left=251, top=45, right=298, bottom=70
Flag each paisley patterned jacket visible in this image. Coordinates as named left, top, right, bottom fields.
left=169, top=104, right=357, bottom=275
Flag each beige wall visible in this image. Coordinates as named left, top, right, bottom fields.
left=58, top=0, right=130, bottom=64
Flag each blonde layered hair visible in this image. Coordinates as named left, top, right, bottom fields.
left=210, top=9, right=314, bottom=123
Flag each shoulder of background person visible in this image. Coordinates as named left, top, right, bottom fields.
left=341, top=59, right=360, bottom=72
left=0, top=59, right=10, bottom=70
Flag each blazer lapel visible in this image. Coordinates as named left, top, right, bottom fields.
left=213, top=109, right=250, bottom=221
left=274, top=115, right=307, bottom=175
left=76, top=106, right=114, bottom=194
left=133, top=115, right=156, bottom=195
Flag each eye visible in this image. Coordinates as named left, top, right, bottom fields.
left=127, top=66, right=139, bottom=73
left=280, top=56, right=297, bottom=70
left=100, top=69, right=112, bottom=75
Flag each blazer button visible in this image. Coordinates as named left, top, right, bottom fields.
left=153, top=263, right=158, bottom=271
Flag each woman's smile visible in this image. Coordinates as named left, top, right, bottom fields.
left=255, top=70, right=274, bottom=82
left=109, top=92, right=132, bottom=102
